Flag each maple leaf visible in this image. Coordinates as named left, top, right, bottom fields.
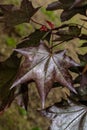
left=0, top=52, right=21, bottom=112
left=0, top=0, right=40, bottom=27
left=11, top=40, right=79, bottom=108
left=41, top=99, right=87, bottom=130
left=46, top=0, right=87, bottom=22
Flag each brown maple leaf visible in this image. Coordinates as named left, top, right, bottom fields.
left=0, top=0, right=40, bottom=27
left=11, top=41, right=79, bottom=108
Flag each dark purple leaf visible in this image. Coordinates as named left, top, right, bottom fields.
left=72, top=72, right=87, bottom=102
left=17, top=29, right=51, bottom=48
left=0, top=52, right=21, bottom=112
left=61, top=5, right=87, bottom=22
left=46, top=1, right=63, bottom=11
left=69, top=53, right=87, bottom=74
left=11, top=40, right=79, bottom=108
left=47, top=0, right=74, bottom=11
left=46, top=0, right=87, bottom=22
left=16, top=83, right=29, bottom=110
left=0, top=0, right=40, bottom=27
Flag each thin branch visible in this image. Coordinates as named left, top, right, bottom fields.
left=52, top=23, right=87, bottom=31
left=30, top=18, right=44, bottom=26
left=50, top=40, right=65, bottom=49
left=50, top=37, right=73, bottom=49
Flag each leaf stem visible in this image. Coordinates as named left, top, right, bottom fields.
left=30, top=18, right=44, bottom=26
left=50, top=31, right=54, bottom=53
left=52, top=23, right=87, bottom=31
left=50, top=40, right=65, bottom=49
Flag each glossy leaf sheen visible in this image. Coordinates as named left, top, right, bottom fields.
left=46, top=0, right=87, bottom=22
left=11, top=41, right=78, bottom=108
left=70, top=0, right=87, bottom=9
left=41, top=100, right=87, bottom=130
left=0, top=29, right=51, bottom=111
left=61, top=5, right=87, bottom=22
